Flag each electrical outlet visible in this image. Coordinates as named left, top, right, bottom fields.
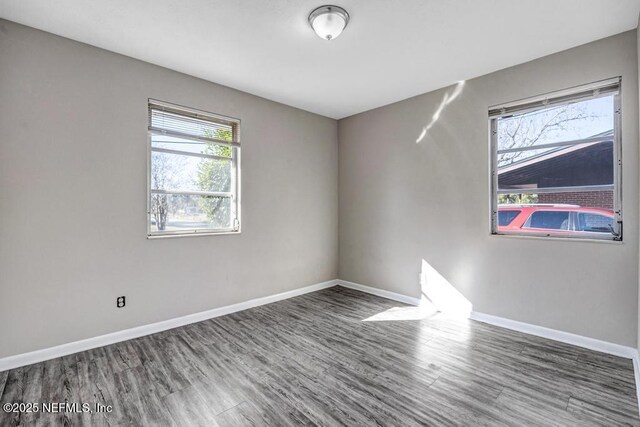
left=116, top=296, right=126, bottom=308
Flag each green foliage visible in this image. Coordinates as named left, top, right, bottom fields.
left=498, top=194, right=538, bottom=205
left=197, top=128, right=234, bottom=226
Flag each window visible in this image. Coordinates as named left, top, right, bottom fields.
left=489, top=78, right=622, bottom=240
left=147, top=100, right=240, bottom=237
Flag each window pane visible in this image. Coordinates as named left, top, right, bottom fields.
left=149, top=194, right=232, bottom=232
left=151, top=151, right=231, bottom=193
left=497, top=95, right=614, bottom=151
left=498, top=140, right=613, bottom=190
left=151, top=134, right=232, bottom=157
left=497, top=191, right=617, bottom=236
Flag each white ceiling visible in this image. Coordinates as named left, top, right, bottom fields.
left=1, top=0, right=639, bottom=119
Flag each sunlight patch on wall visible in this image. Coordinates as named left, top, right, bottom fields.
left=416, top=81, right=465, bottom=143
left=362, top=260, right=472, bottom=322
left=420, top=259, right=472, bottom=318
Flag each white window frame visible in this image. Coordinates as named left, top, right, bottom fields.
left=147, top=99, right=241, bottom=238
left=489, top=77, right=622, bottom=241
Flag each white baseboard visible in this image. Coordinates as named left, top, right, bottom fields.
left=4, top=275, right=639, bottom=417
left=336, top=280, right=421, bottom=306
left=632, top=352, right=640, bottom=413
left=0, top=279, right=338, bottom=372
left=471, top=311, right=640, bottom=415
left=338, top=281, right=639, bottom=359
left=469, top=311, right=637, bottom=359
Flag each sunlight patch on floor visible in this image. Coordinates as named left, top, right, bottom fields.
left=361, top=260, right=472, bottom=322
left=362, top=299, right=439, bottom=322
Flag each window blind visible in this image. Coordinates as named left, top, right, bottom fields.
left=489, top=77, right=620, bottom=119
left=148, top=100, right=240, bottom=147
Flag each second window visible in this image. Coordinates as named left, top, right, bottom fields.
left=490, top=78, right=622, bottom=240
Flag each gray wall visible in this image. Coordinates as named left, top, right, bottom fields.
left=338, top=30, right=639, bottom=347
left=637, top=15, right=640, bottom=353
left=0, top=20, right=338, bottom=358
left=1, top=19, right=637, bottom=358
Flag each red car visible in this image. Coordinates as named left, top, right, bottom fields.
left=497, top=204, right=617, bottom=237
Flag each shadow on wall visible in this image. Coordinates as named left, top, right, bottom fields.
left=415, top=81, right=466, bottom=143
left=362, top=259, right=472, bottom=322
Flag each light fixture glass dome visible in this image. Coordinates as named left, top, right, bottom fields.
left=309, top=5, right=349, bottom=41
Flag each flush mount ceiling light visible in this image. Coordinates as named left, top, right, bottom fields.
left=308, top=5, right=350, bottom=41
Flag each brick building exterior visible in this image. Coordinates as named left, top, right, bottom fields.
left=499, top=132, right=614, bottom=212
left=538, top=191, right=613, bottom=211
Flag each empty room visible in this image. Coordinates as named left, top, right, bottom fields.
left=2, top=0, right=640, bottom=425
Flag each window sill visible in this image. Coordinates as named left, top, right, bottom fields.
left=147, top=230, right=241, bottom=239
left=490, top=233, right=622, bottom=244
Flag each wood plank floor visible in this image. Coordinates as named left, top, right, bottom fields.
left=1, top=286, right=638, bottom=426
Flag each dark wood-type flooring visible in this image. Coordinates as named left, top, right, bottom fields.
left=1, top=286, right=638, bottom=426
